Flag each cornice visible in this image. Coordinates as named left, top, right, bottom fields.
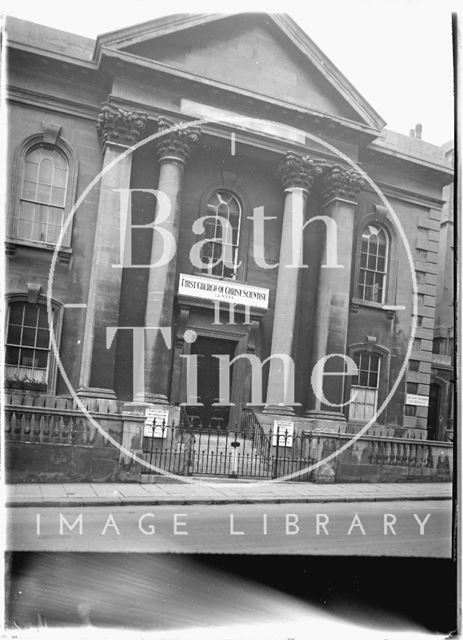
left=7, top=32, right=383, bottom=142
left=364, top=140, right=454, bottom=179
left=98, top=47, right=382, bottom=141
left=106, top=96, right=356, bottom=165
left=7, top=86, right=100, bottom=120
left=94, top=13, right=221, bottom=60
left=363, top=181, right=447, bottom=210
left=7, top=40, right=97, bottom=70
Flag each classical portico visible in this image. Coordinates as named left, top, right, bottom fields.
left=78, top=95, right=365, bottom=430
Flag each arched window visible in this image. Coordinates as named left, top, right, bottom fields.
left=16, top=145, right=69, bottom=245
left=199, top=190, right=242, bottom=279
left=348, top=351, right=381, bottom=421
left=358, top=224, right=389, bottom=303
left=9, top=131, right=77, bottom=249
left=5, top=296, right=62, bottom=392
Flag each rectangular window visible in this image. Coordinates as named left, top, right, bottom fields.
left=415, top=271, right=426, bottom=284
left=408, top=360, right=420, bottom=372
left=404, top=405, right=417, bottom=417
left=5, top=302, right=52, bottom=385
left=349, top=352, right=380, bottom=422
left=417, top=293, right=425, bottom=305
left=413, top=338, right=421, bottom=351
left=349, top=387, right=378, bottom=421
left=432, top=337, right=446, bottom=354
left=407, top=382, right=419, bottom=394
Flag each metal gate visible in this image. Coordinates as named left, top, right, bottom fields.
left=141, top=409, right=313, bottom=481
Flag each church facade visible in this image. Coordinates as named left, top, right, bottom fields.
left=4, top=14, right=454, bottom=481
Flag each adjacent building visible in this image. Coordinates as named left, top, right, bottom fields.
left=428, top=142, right=455, bottom=442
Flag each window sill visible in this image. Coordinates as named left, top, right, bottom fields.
left=6, top=238, right=72, bottom=265
left=350, top=297, right=396, bottom=319
left=192, top=270, right=244, bottom=284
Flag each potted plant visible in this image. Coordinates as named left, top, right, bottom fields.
left=5, top=375, right=24, bottom=390
left=22, top=377, right=47, bottom=393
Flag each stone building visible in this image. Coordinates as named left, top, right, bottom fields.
left=4, top=14, right=454, bottom=481
left=428, top=142, right=455, bottom=442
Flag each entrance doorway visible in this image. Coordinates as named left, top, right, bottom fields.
left=427, top=382, right=440, bottom=440
left=186, top=336, right=236, bottom=429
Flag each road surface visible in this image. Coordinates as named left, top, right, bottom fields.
left=6, top=499, right=452, bottom=556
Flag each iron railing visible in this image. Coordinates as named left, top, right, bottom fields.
left=4, top=403, right=453, bottom=481
left=140, top=421, right=453, bottom=480
left=241, top=407, right=272, bottom=459
left=142, top=421, right=274, bottom=478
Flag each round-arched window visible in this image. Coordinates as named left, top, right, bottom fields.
left=199, top=190, right=242, bottom=279
left=17, top=145, right=69, bottom=245
left=358, top=224, right=389, bottom=303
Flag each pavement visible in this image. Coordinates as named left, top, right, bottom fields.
left=5, top=481, right=453, bottom=507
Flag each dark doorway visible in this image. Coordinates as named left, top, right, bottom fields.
left=186, top=336, right=236, bottom=429
left=427, top=382, right=440, bottom=440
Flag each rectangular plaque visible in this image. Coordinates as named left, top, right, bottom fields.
left=178, top=273, right=269, bottom=309
left=272, top=420, right=294, bottom=447
left=144, top=407, right=169, bottom=437
left=406, top=394, right=429, bottom=407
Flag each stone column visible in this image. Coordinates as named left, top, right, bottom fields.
left=141, top=119, right=201, bottom=404
left=78, top=102, right=147, bottom=403
left=306, top=165, right=364, bottom=420
left=264, top=153, right=321, bottom=415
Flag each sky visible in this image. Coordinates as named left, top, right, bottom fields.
left=1, top=0, right=457, bottom=145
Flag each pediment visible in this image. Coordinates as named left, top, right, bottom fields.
left=96, top=14, right=385, bottom=130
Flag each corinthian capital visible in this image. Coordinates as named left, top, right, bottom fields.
left=97, top=102, right=148, bottom=147
left=322, top=165, right=365, bottom=203
left=278, top=152, right=325, bottom=193
left=154, top=118, right=201, bottom=164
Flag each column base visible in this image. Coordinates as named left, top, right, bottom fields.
left=262, top=404, right=296, bottom=416
left=133, top=392, right=169, bottom=405
left=77, top=386, right=117, bottom=399
left=304, top=409, right=346, bottom=421
left=303, top=410, right=346, bottom=434
left=76, top=386, right=118, bottom=412
left=121, top=401, right=154, bottom=416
